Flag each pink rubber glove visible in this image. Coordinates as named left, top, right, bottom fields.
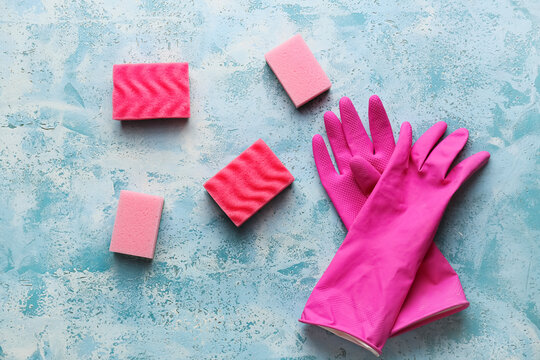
left=301, top=121, right=490, bottom=355
left=312, top=96, right=470, bottom=336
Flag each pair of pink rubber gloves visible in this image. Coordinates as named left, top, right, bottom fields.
left=300, top=96, right=490, bottom=355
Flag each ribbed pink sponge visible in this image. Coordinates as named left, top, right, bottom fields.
left=113, top=62, right=190, bottom=120
left=265, top=34, right=331, bottom=108
left=109, top=190, right=164, bottom=259
left=204, top=139, right=295, bottom=226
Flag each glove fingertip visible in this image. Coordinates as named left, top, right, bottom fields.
left=312, top=135, right=338, bottom=178
left=448, top=150, right=490, bottom=185
left=369, top=94, right=382, bottom=106
left=312, top=133, right=323, bottom=144
left=400, top=122, right=413, bottom=145
left=339, top=96, right=353, bottom=109
left=324, top=110, right=339, bottom=122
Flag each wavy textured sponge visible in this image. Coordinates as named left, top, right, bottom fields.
left=265, top=34, right=331, bottom=108
left=113, top=62, right=190, bottom=120
left=109, top=190, right=164, bottom=259
left=204, top=139, right=295, bottom=226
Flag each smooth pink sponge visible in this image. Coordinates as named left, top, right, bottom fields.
left=112, top=62, right=190, bottom=120
left=204, top=139, right=294, bottom=226
left=265, top=34, right=331, bottom=108
left=109, top=190, right=164, bottom=259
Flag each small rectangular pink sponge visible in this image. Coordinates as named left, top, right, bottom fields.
left=109, top=190, right=164, bottom=259
left=112, top=62, right=190, bottom=120
left=204, top=139, right=295, bottom=226
left=265, top=34, right=331, bottom=108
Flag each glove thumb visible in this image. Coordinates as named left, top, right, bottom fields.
left=350, top=156, right=381, bottom=195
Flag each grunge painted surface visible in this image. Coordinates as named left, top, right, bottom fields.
left=0, top=1, right=538, bottom=359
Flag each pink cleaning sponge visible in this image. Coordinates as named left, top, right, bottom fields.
left=112, top=62, right=190, bottom=120
left=265, top=34, right=331, bottom=108
left=204, top=139, right=295, bottom=226
left=109, top=190, right=164, bottom=259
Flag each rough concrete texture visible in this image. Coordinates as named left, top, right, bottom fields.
left=0, top=0, right=538, bottom=359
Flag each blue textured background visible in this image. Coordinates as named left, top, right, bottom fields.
left=0, top=1, right=538, bottom=359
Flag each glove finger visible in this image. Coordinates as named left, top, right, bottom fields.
left=423, top=128, right=468, bottom=178
left=447, top=151, right=490, bottom=186
left=386, top=122, right=412, bottom=172
left=339, top=97, right=373, bottom=157
left=411, top=121, right=447, bottom=170
left=350, top=156, right=381, bottom=195
left=368, top=95, right=395, bottom=157
left=312, top=134, right=338, bottom=183
left=324, top=110, right=352, bottom=174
